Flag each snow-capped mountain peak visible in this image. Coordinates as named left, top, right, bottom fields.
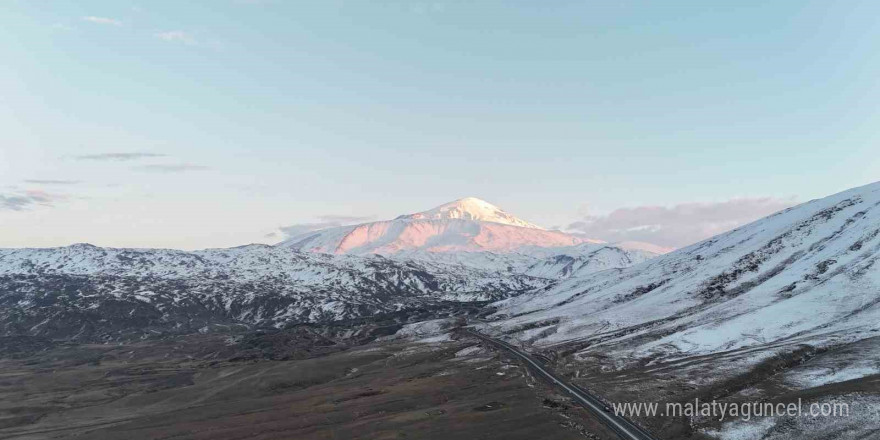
left=396, top=197, right=544, bottom=230
left=279, top=197, right=598, bottom=254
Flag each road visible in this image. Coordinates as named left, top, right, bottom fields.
left=464, top=328, right=659, bottom=440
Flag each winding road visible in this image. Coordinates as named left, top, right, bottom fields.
left=464, top=328, right=658, bottom=440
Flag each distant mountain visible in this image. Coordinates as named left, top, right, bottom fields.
left=486, top=181, right=880, bottom=379
left=280, top=197, right=602, bottom=254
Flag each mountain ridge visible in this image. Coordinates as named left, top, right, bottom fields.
left=0, top=239, right=653, bottom=341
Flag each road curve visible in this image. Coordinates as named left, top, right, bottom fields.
left=464, top=328, right=658, bottom=440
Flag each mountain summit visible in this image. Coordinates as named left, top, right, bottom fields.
left=396, top=197, right=544, bottom=229
left=279, top=197, right=596, bottom=255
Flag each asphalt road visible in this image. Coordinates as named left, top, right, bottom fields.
left=464, top=328, right=659, bottom=440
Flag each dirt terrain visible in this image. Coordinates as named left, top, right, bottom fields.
left=541, top=335, right=880, bottom=439
left=0, top=329, right=615, bottom=440
left=4, top=321, right=878, bottom=440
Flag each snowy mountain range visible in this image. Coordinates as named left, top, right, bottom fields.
left=0, top=244, right=531, bottom=340
left=0, top=199, right=654, bottom=341
left=484, top=181, right=880, bottom=383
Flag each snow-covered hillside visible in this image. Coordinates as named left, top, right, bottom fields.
left=279, top=197, right=602, bottom=254
left=486, top=181, right=880, bottom=374
left=391, top=244, right=656, bottom=281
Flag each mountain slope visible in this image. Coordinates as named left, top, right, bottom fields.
left=389, top=243, right=657, bottom=281
left=279, top=197, right=599, bottom=254
left=486, top=181, right=880, bottom=368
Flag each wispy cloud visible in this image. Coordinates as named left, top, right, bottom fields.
left=0, top=190, right=65, bottom=211
left=134, top=163, right=210, bottom=173
left=277, top=215, right=375, bottom=240
left=155, top=31, right=198, bottom=46
left=566, top=197, right=797, bottom=250
left=75, top=152, right=167, bottom=161
left=82, top=16, right=122, bottom=26
left=73, top=153, right=208, bottom=173
left=278, top=222, right=344, bottom=239
left=24, top=179, right=81, bottom=185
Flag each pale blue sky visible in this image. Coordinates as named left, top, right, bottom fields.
left=1, top=1, right=878, bottom=249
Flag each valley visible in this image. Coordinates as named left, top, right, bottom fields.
left=0, top=324, right=605, bottom=440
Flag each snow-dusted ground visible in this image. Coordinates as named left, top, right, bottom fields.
left=782, top=338, right=880, bottom=389
left=387, top=318, right=454, bottom=340
left=486, top=181, right=880, bottom=382
left=704, top=394, right=880, bottom=440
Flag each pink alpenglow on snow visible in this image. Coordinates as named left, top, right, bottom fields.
left=396, top=197, right=544, bottom=229
left=279, top=197, right=601, bottom=255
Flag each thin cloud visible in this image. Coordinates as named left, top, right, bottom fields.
left=155, top=31, right=198, bottom=46
left=277, top=215, right=375, bottom=240
left=24, top=179, right=81, bottom=185
left=82, top=16, right=122, bottom=26
left=75, top=152, right=167, bottom=161
left=279, top=222, right=344, bottom=239
left=566, top=197, right=797, bottom=250
left=134, top=163, right=210, bottom=173
left=0, top=190, right=64, bottom=211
